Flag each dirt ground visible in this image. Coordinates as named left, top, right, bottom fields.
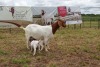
left=0, top=28, right=100, bottom=67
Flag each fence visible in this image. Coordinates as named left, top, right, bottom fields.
left=67, top=17, right=100, bottom=29
left=0, top=17, right=100, bottom=33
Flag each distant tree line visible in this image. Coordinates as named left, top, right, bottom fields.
left=81, top=14, right=100, bottom=17
left=81, top=14, right=100, bottom=21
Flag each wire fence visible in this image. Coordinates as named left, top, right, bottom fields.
left=0, top=17, right=100, bottom=33
left=67, top=17, right=100, bottom=29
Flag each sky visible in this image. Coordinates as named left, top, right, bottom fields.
left=0, top=0, right=100, bottom=14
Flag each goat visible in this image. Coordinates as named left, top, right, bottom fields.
left=21, top=19, right=66, bottom=51
left=29, top=36, right=43, bottom=56
left=0, top=19, right=66, bottom=51
left=41, top=12, right=55, bottom=25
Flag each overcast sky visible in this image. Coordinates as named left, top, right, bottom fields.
left=0, top=0, right=100, bottom=14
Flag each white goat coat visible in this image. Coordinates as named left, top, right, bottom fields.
left=42, top=13, right=55, bottom=25
left=24, top=24, right=53, bottom=40
left=31, top=40, right=39, bottom=49
left=30, top=40, right=43, bottom=56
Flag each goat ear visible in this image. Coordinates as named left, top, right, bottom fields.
left=58, top=21, right=62, bottom=27
left=59, top=19, right=65, bottom=23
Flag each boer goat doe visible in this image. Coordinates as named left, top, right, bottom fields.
left=21, top=19, right=66, bottom=51
left=0, top=19, right=66, bottom=51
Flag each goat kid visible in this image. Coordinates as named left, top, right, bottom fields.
left=29, top=36, right=43, bottom=56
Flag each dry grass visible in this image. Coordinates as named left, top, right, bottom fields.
left=0, top=28, right=100, bottom=67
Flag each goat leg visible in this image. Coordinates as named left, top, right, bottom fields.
left=33, top=47, right=36, bottom=56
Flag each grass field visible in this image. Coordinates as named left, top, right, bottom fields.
left=0, top=27, right=100, bottom=67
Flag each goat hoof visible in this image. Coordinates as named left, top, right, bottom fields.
left=33, top=54, right=35, bottom=56
left=27, top=47, right=31, bottom=50
left=45, top=49, right=48, bottom=52
left=27, top=47, right=29, bottom=49
left=48, top=47, right=50, bottom=49
left=40, top=48, right=43, bottom=51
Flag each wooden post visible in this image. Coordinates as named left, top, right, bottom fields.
left=9, top=28, right=12, bottom=33
left=74, top=24, right=76, bottom=29
left=80, top=24, right=81, bottom=29
left=82, top=19, right=84, bottom=28
left=98, top=19, right=100, bottom=29
left=68, top=25, right=69, bottom=29
left=90, top=18, right=91, bottom=28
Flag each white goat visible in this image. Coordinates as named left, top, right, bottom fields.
left=21, top=24, right=53, bottom=51
left=2, top=19, right=66, bottom=52
left=41, top=13, right=55, bottom=25
left=30, top=40, right=43, bottom=56
left=20, top=19, right=66, bottom=51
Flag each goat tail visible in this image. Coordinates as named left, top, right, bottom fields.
left=38, top=40, right=43, bottom=44
left=0, top=21, right=21, bottom=27
left=38, top=40, right=41, bottom=43
left=20, top=26, right=25, bottom=30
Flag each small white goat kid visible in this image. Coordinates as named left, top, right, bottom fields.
left=30, top=40, right=43, bottom=56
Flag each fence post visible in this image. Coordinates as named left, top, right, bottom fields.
left=80, top=24, right=81, bottom=29
left=74, top=24, right=76, bottom=29
left=68, top=25, right=69, bottom=29
left=82, top=19, right=84, bottom=28
left=90, top=18, right=92, bottom=28
left=98, top=19, right=100, bottom=29
left=9, top=28, right=12, bottom=33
